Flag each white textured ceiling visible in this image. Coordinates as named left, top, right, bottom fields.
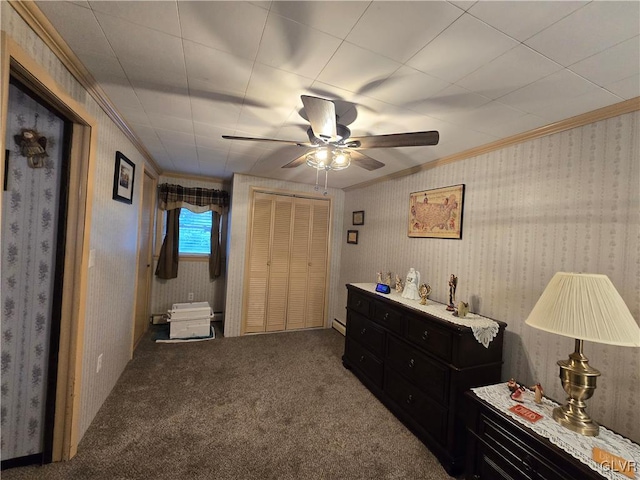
left=35, top=1, right=640, bottom=189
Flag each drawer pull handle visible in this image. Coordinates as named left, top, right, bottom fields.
left=384, top=313, right=389, bottom=320
left=422, top=330, right=429, bottom=341
left=406, top=394, right=414, bottom=404
left=359, top=355, right=365, bottom=363
left=356, top=300, right=362, bottom=307
left=522, top=454, right=534, bottom=473
left=360, top=328, right=367, bottom=335
left=408, top=359, right=415, bottom=368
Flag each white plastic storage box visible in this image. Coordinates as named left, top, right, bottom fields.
left=167, top=302, right=213, bottom=339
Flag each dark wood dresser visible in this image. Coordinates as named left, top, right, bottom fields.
left=463, top=386, right=634, bottom=480
left=342, top=283, right=507, bottom=476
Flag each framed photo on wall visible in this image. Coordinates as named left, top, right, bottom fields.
left=408, top=184, right=465, bottom=239
left=347, top=230, right=359, bottom=244
left=112, top=151, right=135, bottom=204
left=352, top=210, right=364, bottom=225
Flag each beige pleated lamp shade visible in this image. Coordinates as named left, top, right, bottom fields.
left=525, top=272, right=640, bottom=347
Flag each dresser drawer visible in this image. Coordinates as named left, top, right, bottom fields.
left=386, top=335, right=449, bottom=405
left=345, top=339, right=384, bottom=389
left=372, top=300, right=404, bottom=335
left=384, top=367, right=447, bottom=444
left=347, top=311, right=384, bottom=356
left=347, top=290, right=372, bottom=317
left=476, top=414, right=580, bottom=480
left=406, top=314, right=453, bottom=362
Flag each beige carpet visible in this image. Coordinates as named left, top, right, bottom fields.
left=2, top=325, right=456, bottom=480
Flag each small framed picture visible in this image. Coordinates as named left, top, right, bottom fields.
left=352, top=210, right=365, bottom=225
left=347, top=230, right=359, bottom=244
left=112, top=151, right=135, bottom=204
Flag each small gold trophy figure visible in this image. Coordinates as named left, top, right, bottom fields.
left=419, top=283, right=431, bottom=305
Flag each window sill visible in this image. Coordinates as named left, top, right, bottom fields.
left=153, top=255, right=209, bottom=262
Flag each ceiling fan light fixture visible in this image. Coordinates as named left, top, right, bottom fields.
left=330, top=149, right=351, bottom=170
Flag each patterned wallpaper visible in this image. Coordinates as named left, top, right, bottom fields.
left=225, top=174, right=345, bottom=338
left=335, top=111, right=640, bottom=441
left=149, top=175, right=229, bottom=316
left=4, top=0, right=639, bottom=454
left=1, top=83, right=65, bottom=460
left=2, top=4, right=148, bottom=440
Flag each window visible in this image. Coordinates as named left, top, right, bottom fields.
left=178, top=209, right=211, bottom=255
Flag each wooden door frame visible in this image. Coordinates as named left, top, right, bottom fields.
left=1, top=33, right=97, bottom=461
left=131, top=168, right=157, bottom=354
left=240, top=187, right=333, bottom=335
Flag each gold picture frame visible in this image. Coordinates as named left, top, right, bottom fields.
left=347, top=230, right=359, bottom=244
left=408, top=184, right=464, bottom=239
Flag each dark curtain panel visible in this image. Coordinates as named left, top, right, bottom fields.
left=155, top=209, right=180, bottom=279
left=209, top=211, right=222, bottom=279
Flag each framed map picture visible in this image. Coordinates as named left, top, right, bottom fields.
left=408, top=184, right=464, bottom=239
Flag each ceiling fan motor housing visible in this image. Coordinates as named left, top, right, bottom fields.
left=307, top=124, right=351, bottom=145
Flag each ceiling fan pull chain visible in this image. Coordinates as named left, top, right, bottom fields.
left=324, top=169, right=329, bottom=195
left=314, top=165, right=320, bottom=191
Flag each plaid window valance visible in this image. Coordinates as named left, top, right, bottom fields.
left=158, top=183, right=229, bottom=213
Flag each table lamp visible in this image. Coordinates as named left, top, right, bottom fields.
left=525, top=272, right=640, bottom=436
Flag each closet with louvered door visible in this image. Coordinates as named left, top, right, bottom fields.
left=286, top=198, right=330, bottom=330
left=243, top=191, right=330, bottom=334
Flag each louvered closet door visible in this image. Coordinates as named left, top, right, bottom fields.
left=305, top=199, right=330, bottom=327
left=244, top=192, right=330, bottom=334
left=245, top=193, right=274, bottom=333
left=286, top=198, right=330, bottom=330
left=265, top=196, right=293, bottom=331
left=286, top=199, right=312, bottom=330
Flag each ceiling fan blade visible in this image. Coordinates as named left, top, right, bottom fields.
left=281, top=152, right=309, bottom=169
left=222, top=135, right=312, bottom=147
left=350, top=131, right=439, bottom=149
left=350, top=151, right=385, bottom=171
left=301, top=95, right=337, bottom=142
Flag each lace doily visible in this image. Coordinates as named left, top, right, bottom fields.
left=472, top=383, right=640, bottom=480
left=350, top=283, right=501, bottom=348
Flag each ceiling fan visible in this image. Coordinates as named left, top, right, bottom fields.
left=222, top=95, right=439, bottom=190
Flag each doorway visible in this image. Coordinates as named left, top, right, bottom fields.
left=1, top=78, right=72, bottom=467
left=133, top=170, right=156, bottom=349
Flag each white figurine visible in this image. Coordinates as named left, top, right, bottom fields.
left=376, top=271, right=383, bottom=284
left=401, top=268, right=421, bottom=300
left=384, top=271, right=392, bottom=287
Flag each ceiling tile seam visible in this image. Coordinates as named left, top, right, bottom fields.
left=464, top=1, right=591, bottom=44
left=87, top=1, right=172, bottom=167
left=174, top=5, right=200, bottom=174
left=89, top=2, right=185, bottom=42
left=309, top=1, right=394, bottom=85
left=222, top=3, right=272, bottom=175
left=399, top=8, right=466, bottom=75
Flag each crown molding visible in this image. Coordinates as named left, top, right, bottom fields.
left=344, top=97, right=640, bottom=192
left=8, top=0, right=162, bottom=176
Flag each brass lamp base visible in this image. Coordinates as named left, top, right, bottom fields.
left=554, top=339, right=601, bottom=436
